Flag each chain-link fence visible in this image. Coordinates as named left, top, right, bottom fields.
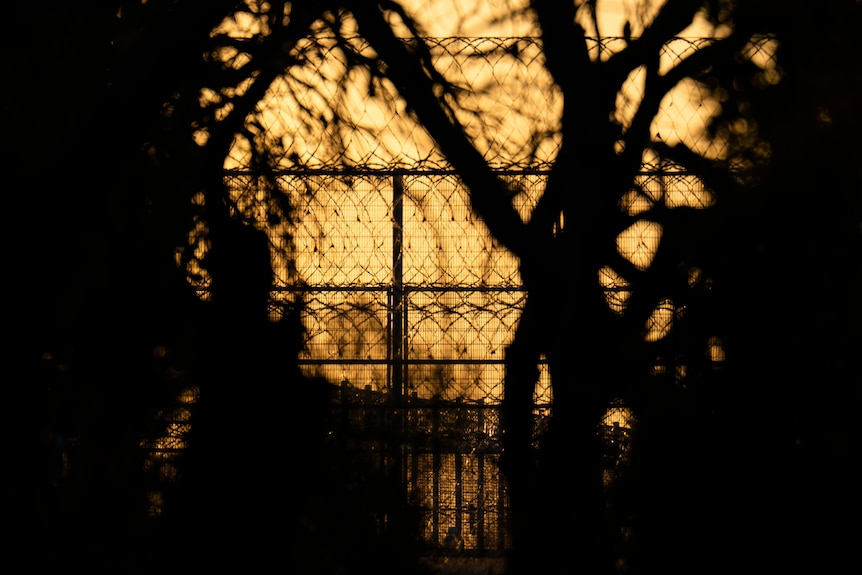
left=225, top=169, right=547, bottom=554
left=213, top=35, right=776, bottom=555
left=224, top=167, right=639, bottom=554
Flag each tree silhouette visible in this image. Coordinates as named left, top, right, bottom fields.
left=342, top=2, right=861, bottom=573
left=5, top=1, right=860, bottom=574
left=4, top=1, right=335, bottom=571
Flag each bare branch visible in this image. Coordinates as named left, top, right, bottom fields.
left=350, top=2, right=532, bottom=259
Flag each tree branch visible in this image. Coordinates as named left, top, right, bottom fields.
left=350, top=2, right=532, bottom=259
left=605, top=0, right=704, bottom=84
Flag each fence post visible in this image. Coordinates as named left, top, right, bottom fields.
left=391, top=173, right=405, bottom=397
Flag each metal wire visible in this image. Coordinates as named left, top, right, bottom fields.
left=212, top=34, right=778, bottom=554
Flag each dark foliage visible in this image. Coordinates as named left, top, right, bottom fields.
left=3, top=2, right=421, bottom=573
left=4, top=2, right=860, bottom=574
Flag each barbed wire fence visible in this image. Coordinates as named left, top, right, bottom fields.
left=149, top=34, right=778, bottom=555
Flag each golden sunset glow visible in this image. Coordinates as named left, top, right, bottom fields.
left=154, top=2, right=742, bottom=447
left=16, top=1, right=855, bottom=572
left=162, top=0, right=776, bottom=556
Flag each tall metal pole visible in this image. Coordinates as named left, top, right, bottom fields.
left=392, top=174, right=405, bottom=396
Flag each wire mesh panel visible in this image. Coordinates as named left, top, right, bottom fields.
left=300, top=289, right=391, bottom=390
left=405, top=288, right=525, bottom=402
left=268, top=172, right=541, bottom=398
left=402, top=173, right=522, bottom=287
left=221, top=168, right=558, bottom=553
left=219, top=33, right=779, bottom=556
left=250, top=169, right=543, bottom=553
left=282, top=174, right=396, bottom=287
